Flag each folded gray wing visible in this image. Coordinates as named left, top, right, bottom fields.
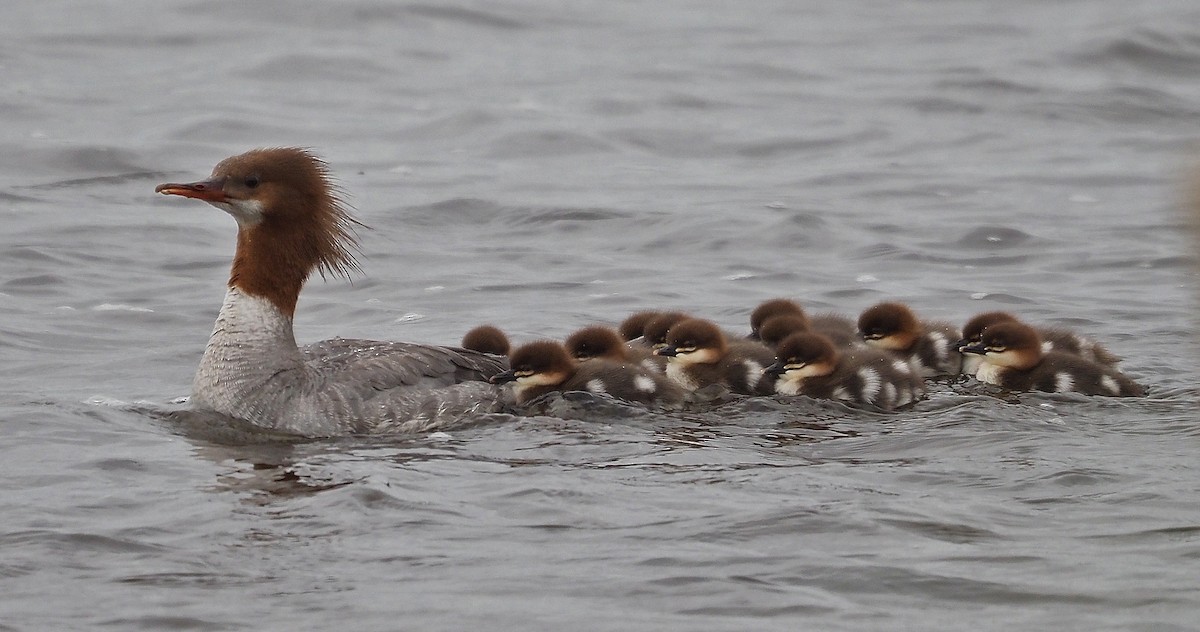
left=300, top=338, right=508, bottom=391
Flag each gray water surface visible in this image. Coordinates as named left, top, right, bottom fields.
left=2, top=1, right=1199, bottom=630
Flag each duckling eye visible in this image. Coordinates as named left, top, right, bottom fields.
left=244, top=175, right=260, bottom=189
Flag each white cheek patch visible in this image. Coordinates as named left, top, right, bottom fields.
left=212, top=198, right=265, bottom=226
left=1101, top=375, right=1120, bottom=395
left=634, top=375, right=657, bottom=393
left=518, top=372, right=566, bottom=388
left=1054, top=372, right=1075, bottom=393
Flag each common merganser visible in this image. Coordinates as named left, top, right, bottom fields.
left=959, top=321, right=1143, bottom=396
left=618, top=310, right=664, bottom=344
left=564, top=325, right=664, bottom=373
left=758, top=314, right=811, bottom=348
left=642, top=311, right=692, bottom=350
left=957, top=311, right=1120, bottom=375
left=461, top=325, right=511, bottom=357
left=748, top=298, right=858, bottom=348
left=749, top=298, right=808, bottom=340
left=765, top=332, right=924, bottom=410
left=491, top=340, right=684, bottom=406
left=655, top=318, right=774, bottom=395
left=156, top=148, right=506, bottom=437
left=857, top=301, right=961, bottom=377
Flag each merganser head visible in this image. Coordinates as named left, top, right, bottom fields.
left=857, top=302, right=919, bottom=351
left=758, top=314, right=811, bottom=348
left=461, top=325, right=510, bottom=356
left=957, top=311, right=1019, bottom=351
left=959, top=321, right=1042, bottom=370
left=764, top=332, right=838, bottom=381
left=156, top=147, right=362, bottom=316
left=656, top=318, right=726, bottom=365
left=642, top=311, right=691, bottom=350
left=565, top=326, right=628, bottom=362
left=618, top=311, right=662, bottom=342
left=749, top=298, right=806, bottom=340
left=489, top=341, right=576, bottom=398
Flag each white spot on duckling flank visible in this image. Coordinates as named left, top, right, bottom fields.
left=743, top=361, right=763, bottom=389
left=586, top=379, right=606, bottom=393
left=1041, top=341, right=1053, bottom=354
left=634, top=375, right=657, bottom=393
left=1101, top=375, right=1120, bottom=395
left=882, top=383, right=896, bottom=407
left=857, top=368, right=882, bottom=403
left=1054, top=372, right=1075, bottom=393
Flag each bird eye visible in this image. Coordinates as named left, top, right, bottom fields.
left=244, top=176, right=260, bottom=189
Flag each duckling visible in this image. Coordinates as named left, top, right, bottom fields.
left=564, top=325, right=664, bottom=373
left=460, top=325, right=510, bottom=356
left=959, top=321, right=1143, bottom=397
left=765, top=332, right=924, bottom=410
left=748, top=298, right=858, bottom=348
left=857, top=301, right=961, bottom=377
left=641, top=311, right=692, bottom=350
left=758, top=314, right=811, bottom=349
left=749, top=298, right=808, bottom=340
left=490, top=340, right=685, bottom=406
left=618, top=310, right=663, bottom=344
left=958, top=311, right=1120, bottom=376
left=655, top=318, right=775, bottom=395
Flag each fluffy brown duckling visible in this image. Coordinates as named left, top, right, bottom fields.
left=959, top=321, right=1143, bottom=397
left=857, top=301, right=961, bottom=377
left=655, top=318, right=775, bottom=395
left=491, top=340, right=684, bottom=405
left=765, top=332, right=924, bottom=410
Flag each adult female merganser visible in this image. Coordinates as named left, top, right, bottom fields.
left=765, top=332, right=924, bottom=410
left=491, top=340, right=684, bottom=406
left=655, top=318, right=775, bottom=395
left=959, top=321, right=1143, bottom=396
left=857, top=301, right=961, bottom=377
left=564, top=325, right=664, bottom=372
left=461, top=325, right=511, bottom=356
left=957, top=311, right=1119, bottom=376
left=156, top=148, right=506, bottom=436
